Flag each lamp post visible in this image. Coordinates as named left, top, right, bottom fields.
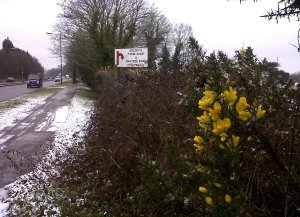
left=46, top=32, right=63, bottom=84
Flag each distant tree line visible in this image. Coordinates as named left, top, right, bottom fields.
left=45, top=65, right=72, bottom=79
left=0, top=37, right=43, bottom=80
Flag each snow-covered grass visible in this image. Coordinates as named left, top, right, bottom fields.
left=0, top=189, right=8, bottom=216
left=0, top=86, right=94, bottom=216
left=0, top=83, right=69, bottom=131
left=0, top=95, right=51, bottom=216
left=0, top=96, right=49, bottom=132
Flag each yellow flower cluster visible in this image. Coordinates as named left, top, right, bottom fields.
left=194, top=86, right=266, bottom=207
left=223, top=86, right=237, bottom=108
left=193, top=136, right=204, bottom=152
left=198, top=185, right=232, bottom=205
left=195, top=86, right=266, bottom=149
left=198, top=90, right=216, bottom=110
left=236, top=97, right=252, bottom=121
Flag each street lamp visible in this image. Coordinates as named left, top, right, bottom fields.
left=46, top=32, right=63, bottom=84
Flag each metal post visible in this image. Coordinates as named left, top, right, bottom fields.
left=60, top=34, right=62, bottom=84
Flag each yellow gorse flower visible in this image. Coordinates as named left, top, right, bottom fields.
left=193, top=136, right=204, bottom=152
left=205, top=197, right=213, bottom=205
left=212, top=118, right=231, bottom=135
left=225, top=194, right=232, bottom=204
left=194, top=136, right=204, bottom=144
left=198, top=91, right=216, bottom=110
left=256, top=105, right=266, bottom=119
left=197, top=111, right=211, bottom=131
left=196, top=165, right=206, bottom=173
left=236, top=97, right=249, bottom=111
left=223, top=86, right=237, bottom=107
left=232, top=134, right=240, bottom=147
left=209, top=102, right=222, bottom=121
left=236, top=97, right=252, bottom=121
left=199, top=186, right=207, bottom=193
left=238, top=110, right=252, bottom=121
left=220, top=133, right=228, bottom=142
left=193, top=144, right=204, bottom=152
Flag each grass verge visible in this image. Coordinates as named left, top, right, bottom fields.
left=0, top=82, right=72, bottom=112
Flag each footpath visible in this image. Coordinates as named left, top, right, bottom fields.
left=0, top=84, right=78, bottom=187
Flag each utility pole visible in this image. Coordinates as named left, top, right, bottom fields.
left=59, top=33, right=62, bottom=84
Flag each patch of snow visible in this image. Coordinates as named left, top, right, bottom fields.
left=0, top=135, right=14, bottom=146
left=35, top=113, right=53, bottom=132
left=0, top=96, right=49, bottom=132
left=35, top=121, right=46, bottom=132
left=0, top=188, right=9, bottom=217
left=47, top=106, right=69, bottom=132
left=3, top=92, right=94, bottom=216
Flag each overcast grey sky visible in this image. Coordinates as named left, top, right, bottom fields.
left=0, top=0, right=60, bottom=70
left=0, top=0, right=299, bottom=73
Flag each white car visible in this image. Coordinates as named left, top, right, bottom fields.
left=54, top=76, right=62, bottom=82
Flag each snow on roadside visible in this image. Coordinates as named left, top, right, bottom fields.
left=0, top=95, right=52, bottom=217
left=0, top=189, right=8, bottom=216
left=46, top=106, right=69, bottom=132
left=0, top=96, right=49, bottom=132
left=0, top=92, right=94, bottom=216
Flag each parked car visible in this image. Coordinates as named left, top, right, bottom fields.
left=54, top=76, right=62, bottom=82
left=6, top=77, right=15, bottom=82
left=27, top=74, right=43, bottom=88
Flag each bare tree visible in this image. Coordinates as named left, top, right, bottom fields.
left=52, top=0, right=150, bottom=87
left=133, top=5, right=171, bottom=69
left=171, top=23, right=194, bottom=72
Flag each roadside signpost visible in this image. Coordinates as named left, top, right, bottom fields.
left=115, top=48, right=148, bottom=67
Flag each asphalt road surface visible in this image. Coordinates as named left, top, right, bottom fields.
left=0, top=83, right=78, bottom=187
left=0, top=81, right=58, bottom=102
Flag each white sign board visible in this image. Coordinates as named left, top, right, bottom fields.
left=115, top=48, right=148, bottom=67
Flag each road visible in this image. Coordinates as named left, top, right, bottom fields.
left=0, top=81, right=58, bottom=102
left=0, top=83, right=78, bottom=187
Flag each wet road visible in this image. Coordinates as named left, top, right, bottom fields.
left=0, top=83, right=78, bottom=187
left=0, top=81, right=58, bottom=102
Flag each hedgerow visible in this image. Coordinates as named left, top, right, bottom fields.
left=53, top=48, right=300, bottom=216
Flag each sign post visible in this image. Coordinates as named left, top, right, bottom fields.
left=115, top=48, right=148, bottom=68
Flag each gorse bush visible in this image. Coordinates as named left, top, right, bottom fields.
left=194, top=85, right=266, bottom=216
left=192, top=48, right=300, bottom=216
